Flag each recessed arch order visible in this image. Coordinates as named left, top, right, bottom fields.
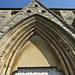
left=0, top=14, right=75, bottom=75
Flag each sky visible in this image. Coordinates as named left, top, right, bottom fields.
left=0, top=0, right=75, bottom=8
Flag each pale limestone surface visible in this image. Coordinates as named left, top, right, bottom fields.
left=0, top=10, right=75, bottom=27
left=0, top=0, right=75, bottom=75
left=0, top=9, right=75, bottom=39
left=0, top=10, right=20, bottom=28
left=0, top=10, right=12, bottom=27
left=60, top=10, right=75, bottom=25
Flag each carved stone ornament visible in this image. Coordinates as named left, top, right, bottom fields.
left=0, top=1, right=75, bottom=75
left=0, top=0, right=74, bottom=39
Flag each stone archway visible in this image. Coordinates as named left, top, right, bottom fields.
left=0, top=14, right=75, bottom=75
left=11, top=34, right=63, bottom=74
left=0, top=1, right=75, bottom=74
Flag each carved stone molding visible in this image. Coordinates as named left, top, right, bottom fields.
left=0, top=0, right=74, bottom=39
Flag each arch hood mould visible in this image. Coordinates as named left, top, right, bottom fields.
left=0, top=0, right=75, bottom=39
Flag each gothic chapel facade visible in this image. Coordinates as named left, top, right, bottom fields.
left=0, top=0, right=75, bottom=75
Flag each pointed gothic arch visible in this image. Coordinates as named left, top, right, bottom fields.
left=0, top=14, right=74, bottom=75
left=0, top=0, right=75, bottom=75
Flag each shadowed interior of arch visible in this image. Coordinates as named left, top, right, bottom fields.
left=11, top=34, right=63, bottom=74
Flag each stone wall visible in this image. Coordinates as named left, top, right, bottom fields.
left=0, top=10, right=19, bottom=28
left=0, top=9, right=75, bottom=28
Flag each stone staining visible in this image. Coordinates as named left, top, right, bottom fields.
left=6, top=43, right=11, bottom=49
left=27, top=10, right=32, bottom=13
left=58, top=37, right=75, bottom=64
left=0, top=0, right=74, bottom=39
left=0, top=26, right=10, bottom=32
left=58, top=38, right=70, bottom=52
left=0, top=1, right=74, bottom=75
left=11, top=37, right=16, bottom=42
left=0, top=10, right=12, bottom=26
left=60, top=11, right=75, bottom=25
left=8, top=22, right=15, bottom=27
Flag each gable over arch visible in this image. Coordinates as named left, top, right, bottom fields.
left=0, top=0, right=75, bottom=40
left=0, top=0, right=75, bottom=75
